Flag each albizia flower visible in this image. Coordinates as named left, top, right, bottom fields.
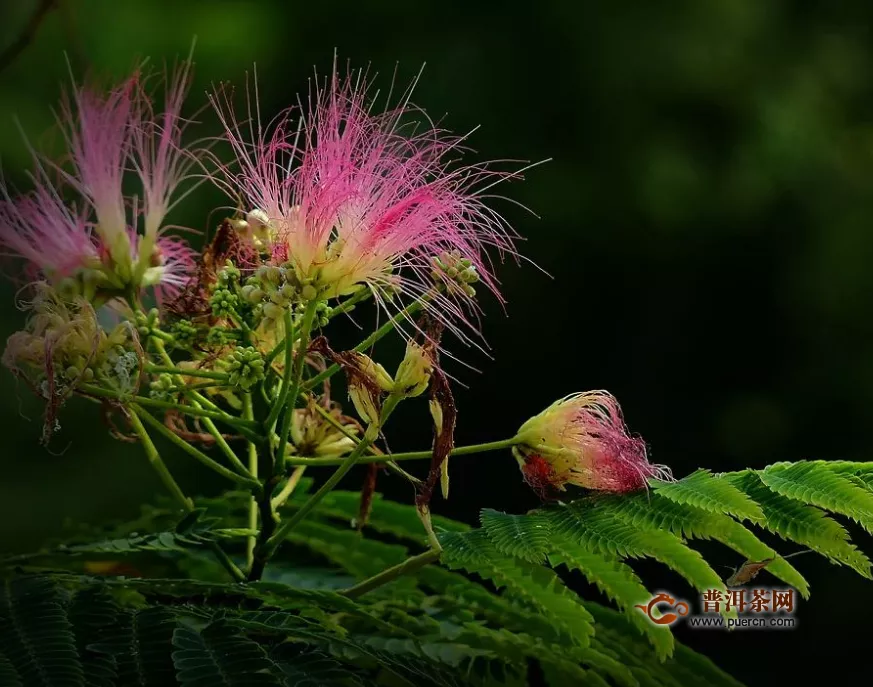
left=0, top=63, right=199, bottom=302
left=513, top=391, right=672, bottom=495
left=208, top=64, right=523, bottom=342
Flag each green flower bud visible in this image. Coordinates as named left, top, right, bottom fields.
left=226, top=346, right=266, bottom=390
left=394, top=341, right=433, bottom=398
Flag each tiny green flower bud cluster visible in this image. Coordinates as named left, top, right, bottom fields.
left=135, top=308, right=162, bottom=338
left=170, top=319, right=199, bottom=348
left=210, top=286, right=239, bottom=318
left=149, top=373, right=179, bottom=401
left=226, top=346, right=266, bottom=390
left=206, top=326, right=240, bottom=346
left=432, top=250, right=479, bottom=297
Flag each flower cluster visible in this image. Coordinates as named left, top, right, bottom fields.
left=0, top=63, right=198, bottom=305
left=0, top=58, right=670, bottom=506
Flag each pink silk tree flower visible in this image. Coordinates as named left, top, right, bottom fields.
left=208, top=63, right=523, bottom=344
left=0, top=62, right=199, bottom=303
left=513, top=391, right=673, bottom=496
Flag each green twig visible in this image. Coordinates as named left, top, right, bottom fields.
left=144, top=365, right=229, bottom=381
left=340, top=549, right=441, bottom=598
left=284, top=437, right=519, bottom=466
left=128, top=409, right=245, bottom=582
left=274, top=298, right=319, bottom=477
left=263, top=394, right=402, bottom=559
left=133, top=405, right=261, bottom=491
left=265, top=309, right=297, bottom=431
left=243, top=392, right=259, bottom=571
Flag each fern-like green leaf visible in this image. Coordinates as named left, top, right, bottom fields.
left=439, top=530, right=595, bottom=648
left=651, top=469, right=764, bottom=522
left=584, top=601, right=744, bottom=687
left=547, top=531, right=674, bottom=659
left=760, top=461, right=873, bottom=533
left=546, top=500, right=730, bottom=610
left=66, top=587, right=119, bottom=687
left=172, top=619, right=283, bottom=686
left=613, top=496, right=810, bottom=597
left=480, top=509, right=552, bottom=563
left=0, top=576, right=84, bottom=687
left=724, top=471, right=872, bottom=578
left=0, top=651, right=23, bottom=687
left=269, top=645, right=365, bottom=687
left=89, top=606, right=178, bottom=687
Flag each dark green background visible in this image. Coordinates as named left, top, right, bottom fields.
left=0, top=1, right=870, bottom=684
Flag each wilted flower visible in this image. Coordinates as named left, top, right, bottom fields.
left=2, top=283, right=138, bottom=440
left=0, top=62, right=199, bottom=302
left=513, top=391, right=672, bottom=495
left=208, top=61, right=522, bottom=343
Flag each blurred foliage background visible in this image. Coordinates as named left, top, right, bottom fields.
left=0, top=0, right=871, bottom=683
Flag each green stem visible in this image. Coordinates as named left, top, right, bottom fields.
left=304, top=299, right=424, bottom=392
left=274, top=298, right=319, bottom=477
left=329, top=288, right=372, bottom=320
left=284, top=437, right=519, bottom=467
left=309, top=402, right=421, bottom=485
left=243, top=392, right=259, bottom=571
left=263, top=394, right=401, bottom=559
left=144, top=365, right=229, bottom=381
left=133, top=406, right=261, bottom=491
left=265, top=309, right=296, bottom=431
left=341, top=549, right=441, bottom=598
left=271, top=466, right=307, bottom=509
left=128, top=410, right=245, bottom=582
left=128, top=411, right=193, bottom=511
left=79, top=384, right=260, bottom=430
left=198, top=414, right=254, bottom=479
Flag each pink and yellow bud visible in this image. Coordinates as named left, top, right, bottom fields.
left=514, top=391, right=672, bottom=496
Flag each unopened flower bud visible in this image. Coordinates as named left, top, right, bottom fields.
left=356, top=353, right=394, bottom=392
left=514, top=391, right=672, bottom=496
left=246, top=208, right=270, bottom=230
left=394, top=341, right=433, bottom=398
left=241, top=284, right=265, bottom=304
left=349, top=383, right=380, bottom=425
left=226, top=346, right=266, bottom=390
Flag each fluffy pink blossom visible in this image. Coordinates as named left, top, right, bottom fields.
left=514, top=391, right=672, bottom=495
left=0, top=62, right=198, bottom=301
left=209, top=63, right=523, bottom=343
left=0, top=173, right=99, bottom=282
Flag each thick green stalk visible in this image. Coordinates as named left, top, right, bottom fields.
left=144, top=365, right=229, bottom=381
left=128, top=410, right=245, bottom=582
left=128, top=411, right=193, bottom=511
left=271, top=466, right=307, bottom=509
left=80, top=384, right=260, bottom=430
left=304, top=299, right=424, bottom=391
left=274, top=298, right=320, bottom=477
left=283, top=437, right=520, bottom=466
left=243, top=392, right=259, bottom=571
left=261, top=394, right=402, bottom=561
left=265, top=309, right=297, bottom=431
left=133, top=406, right=261, bottom=491
left=341, top=549, right=441, bottom=598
